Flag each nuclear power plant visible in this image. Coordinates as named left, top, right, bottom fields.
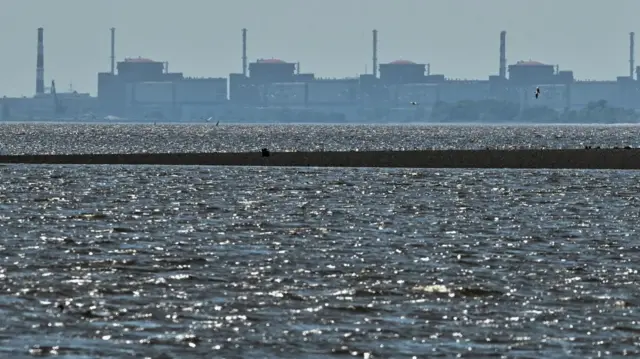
left=2, top=27, right=640, bottom=122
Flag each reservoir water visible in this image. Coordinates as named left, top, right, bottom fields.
left=0, top=124, right=638, bottom=358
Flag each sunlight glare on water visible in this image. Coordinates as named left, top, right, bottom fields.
left=0, top=163, right=639, bottom=358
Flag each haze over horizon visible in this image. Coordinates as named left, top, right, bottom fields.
left=0, top=0, right=638, bottom=97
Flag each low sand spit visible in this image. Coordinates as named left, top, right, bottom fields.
left=0, top=148, right=639, bottom=169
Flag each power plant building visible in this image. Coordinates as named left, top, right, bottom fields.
left=5, top=26, right=640, bottom=122
left=98, top=52, right=228, bottom=119
left=379, top=60, right=427, bottom=84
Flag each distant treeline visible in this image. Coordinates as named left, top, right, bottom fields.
left=430, top=99, right=640, bottom=124
left=270, top=108, right=348, bottom=123
left=265, top=99, right=639, bottom=124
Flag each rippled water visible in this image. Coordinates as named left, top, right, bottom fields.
left=0, top=123, right=639, bottom=155
left=1, top=164, right=639, bottom=358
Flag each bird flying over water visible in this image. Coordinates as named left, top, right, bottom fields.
left=535, top=87, right=540, bottom=99
left=410, top=101, right=418, bottom=105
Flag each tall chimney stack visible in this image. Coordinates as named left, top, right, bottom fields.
left=242, top=28, right=248, bottom=77
left=372, top=29, right=378, bottom=78
left=110, top=28, right=116, bottom=75
left=630, top=32, right=635, bottom=79
left=499, top=31, right=506, bottom=79
left=36, top=27, right=44, bottom=95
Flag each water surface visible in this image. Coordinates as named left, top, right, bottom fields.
left=0, top=165, right=638, bottom=358
left=0, top=123, right=638, bottom=155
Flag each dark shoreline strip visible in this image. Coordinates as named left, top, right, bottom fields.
left=0, top=149, right=640, bottom=169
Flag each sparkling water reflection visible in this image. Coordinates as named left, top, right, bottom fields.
left=0, top=123, right=639, bottom=155
left=0, top=165, right=639, bottom=358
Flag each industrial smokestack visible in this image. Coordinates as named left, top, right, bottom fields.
left=36, top=27, right=44, bottom=95
left=242, top=28, right=248, bottom=77
left=630, top=32, right=635, bottom=79
left=372, top=29, right=378, bottom=78
left=110, top=28, right=116, bottom=75
left=499, top=31, right=506, bottom=79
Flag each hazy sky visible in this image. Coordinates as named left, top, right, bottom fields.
left=0, top=0, right=639, bottom=97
